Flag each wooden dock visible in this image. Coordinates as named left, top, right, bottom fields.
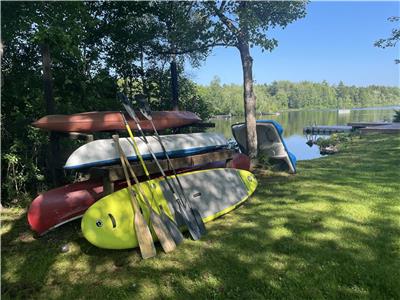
left=347, top=122, right=392, bottom=129
left=303, top=125, right=353, bottom=135
left=304, top=122, right=398, bottom=135
left=360, top=123, right=400, bottom=134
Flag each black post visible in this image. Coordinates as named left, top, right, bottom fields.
left=170, top=55, right=179, bottom=111
left=41, top=43, right=61, bottom=186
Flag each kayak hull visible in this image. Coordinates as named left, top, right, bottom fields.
left=81, top=168, right=257, bottom=249
left=32, top=111, right=201, bottom=132
left=232, top=120, right=297, bottom=173
left=65, top=132, right=228, bottom=170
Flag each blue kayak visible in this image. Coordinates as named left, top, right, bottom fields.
left=231, top=120, right=296, bottom=173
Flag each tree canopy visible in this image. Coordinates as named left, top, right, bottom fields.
left=0, top=1, right=212, bottom=203
left=374, top=16, right=400, bottom=63
left=1, top=1, right=397, bottom=205
left=198, top=78, right=400, bottom=115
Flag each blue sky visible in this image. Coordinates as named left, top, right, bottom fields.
left=187, top=1, right=399, bottom=87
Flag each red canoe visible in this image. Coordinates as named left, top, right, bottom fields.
left=28, top=154, right=250, bottom=235
left=32, top=111, right=201, bottom=132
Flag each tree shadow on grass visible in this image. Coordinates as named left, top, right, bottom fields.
left=1, top=208, right=60, bottom=298
left=2, top=135, right=399, bottom=299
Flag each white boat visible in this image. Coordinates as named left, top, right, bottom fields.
left=231, top=120, right=296, bottom=173
left=65, top=132, right=228, bottom=170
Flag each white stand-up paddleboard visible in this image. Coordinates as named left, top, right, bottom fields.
left=65, top=132, right=228, bottom=170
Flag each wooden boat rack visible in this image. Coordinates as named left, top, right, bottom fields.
left=88, top=149, right=235, bottom=195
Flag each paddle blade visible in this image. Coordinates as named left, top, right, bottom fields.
left=179, top=202, right=201, bottom=241
left=117, top=92, right=130, bottom=106
left=117, top=92, right=138, bottom=122
left=159, top=206, right=184, bottom=245
left=149, top=211, right=176, bottom=253
left=134, top=208, right=157, bottom=259
left=134, top=94, right=152, bottom=120
left=191, top=208, right=207, bottom=236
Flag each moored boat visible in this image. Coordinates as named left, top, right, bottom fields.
left=231, top=120, right=297, bottom=173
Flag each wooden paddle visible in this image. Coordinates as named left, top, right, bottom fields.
left=112, top=135, right=156, bottom=259
left=117, top=93, right=202, bottom=240
left=135, top=94, right=207, bottom=235
left=113, top=135, right=177, bottom=253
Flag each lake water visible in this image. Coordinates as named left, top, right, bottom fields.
left=207, top=106, right=400, bottom=161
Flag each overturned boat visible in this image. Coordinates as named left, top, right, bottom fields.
left=65, top=132, right=228, bottom=170
left=32, top=111, right=201, bottom=133
left=231, top=120, right=297, bottom=173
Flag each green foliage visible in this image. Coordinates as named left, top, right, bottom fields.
left=393, top=110, right=400, bottom=122
left=198, top=78, right=400, bottom=116
left=1, top=2, right=121, bottom=204
left=374, top=16, right=400, bottom=64
left=99, top=1, right=213, bottom=104
left=1, top=2, right=212, bottom=205
left=316, top=133, right=352, bottom=148
left=203, top=1, right=307, bottom=51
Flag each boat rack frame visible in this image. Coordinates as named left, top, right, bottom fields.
left=88, top=149, right=236, bottom=196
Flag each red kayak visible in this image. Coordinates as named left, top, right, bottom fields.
left=32, top=111, right=201, bottom=132
left=28, top=154, right=250, bottom=235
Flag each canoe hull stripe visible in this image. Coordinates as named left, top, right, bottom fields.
left=64, top=145, right=227, bottom=170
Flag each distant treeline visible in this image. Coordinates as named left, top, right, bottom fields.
left=197, top=77, right=400, bottom=115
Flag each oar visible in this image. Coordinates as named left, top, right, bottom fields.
left=118, top=116, right=184, bottom=245
left=116, top=93, right=202, bottom=240
left=113, top=136, right=156, bottom=259
left=134, top=94, right=207, bottom=235
left=113, top=135, right=176, bottom=253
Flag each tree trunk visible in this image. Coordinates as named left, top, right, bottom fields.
left=170, top=55, right=179, bottom=111
left=41, top=43, right=61, bottom=186
left=238, top=41, right=258, bottom=166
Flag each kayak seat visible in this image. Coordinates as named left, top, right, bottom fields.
left=258, top=142, right=287, bottom=158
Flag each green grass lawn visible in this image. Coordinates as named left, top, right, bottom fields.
left=2, top=134, right=400, bottom=299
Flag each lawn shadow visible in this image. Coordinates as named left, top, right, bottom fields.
left=2, top=135, right=399, bottom=299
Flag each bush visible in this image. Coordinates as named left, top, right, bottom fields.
left=393, top=110, right=400, bottom=122
left=316, top=133, right=352, bottom=148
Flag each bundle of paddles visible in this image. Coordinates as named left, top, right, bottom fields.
left=29, top=93, right=257, bottom=259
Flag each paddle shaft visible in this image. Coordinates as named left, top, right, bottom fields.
left=119, top=111, right=201, bottom=240
left=113, top=135, right=176, bottom=253
left=121, top=120, right=184, bottom=244
left=133, top=98, right=206, bottom=235
left=113, top=136, right=156, bottom=259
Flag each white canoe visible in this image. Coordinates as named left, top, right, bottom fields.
left=65, top=132, right=228, bottom=170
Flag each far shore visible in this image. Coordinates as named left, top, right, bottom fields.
left=210, top=104, right=400, bottom=119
